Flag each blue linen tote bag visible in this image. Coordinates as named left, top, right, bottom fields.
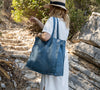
left=26, top=17, right=66, bottom=76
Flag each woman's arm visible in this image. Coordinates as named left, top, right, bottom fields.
left=30, top=16, right=51, bottom=41
left=36, top=19, right=44, bottom=29
left=30, top=16, right=44, bottom=29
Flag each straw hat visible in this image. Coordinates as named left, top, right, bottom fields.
left=44, top=0, right=67, bottom=10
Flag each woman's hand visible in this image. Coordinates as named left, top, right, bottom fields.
left=30, top=16, right=38, bottom=23
left=37, top=33, right=42, bottom=37
left=30, top=16, right=44, bottom=29
left=37, top=32, right=51, bottom=41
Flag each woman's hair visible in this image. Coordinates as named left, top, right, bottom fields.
left=49, top=6, right=70, bottom=29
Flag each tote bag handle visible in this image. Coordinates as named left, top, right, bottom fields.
left=57, top=18, right=59, bottom=39
left=51, top=18, right=59, bottom=39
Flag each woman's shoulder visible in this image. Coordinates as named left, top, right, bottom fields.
left=47, top=17, right=61, bottom=21
left=47, top=17, right=63, bottom=21
left=45, top=17, right=54, bottom=24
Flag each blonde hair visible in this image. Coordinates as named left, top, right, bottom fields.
left=49, top=6, right=70, bottom=29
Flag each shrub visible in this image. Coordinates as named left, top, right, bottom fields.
left=66, top=0, right=89, bottom=39
left=0, top=0, right=3, bottom=9
left=11, top=0, right=49, bottom=22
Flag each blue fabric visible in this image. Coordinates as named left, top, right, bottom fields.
left=50, top=1, right=65, bottom=7
left=26, top=17, right=66, bottom=76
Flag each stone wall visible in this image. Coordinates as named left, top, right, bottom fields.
left=67, top=12, right=100, bottom=90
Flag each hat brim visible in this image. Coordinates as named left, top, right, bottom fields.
left=44, top=4, right=67, bottom=10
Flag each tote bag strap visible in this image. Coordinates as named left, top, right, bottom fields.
left=57, top=18, right=59, bottom=39
left=51, top=17, right=59, bottom=39
left=53, top=18, right=59, bottom=39
left=51, top=17, right=56, bottom=38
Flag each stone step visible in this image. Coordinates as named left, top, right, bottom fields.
left=10, top=54, right=28, bottom=60
left=0, top=29, right=22, bottom=33
left=0, top=30, right=31, bottom=37
left=3, top=45, right=29, bottom=51
left=1, top=42, right=27, bottom=46
left=0, top=38, right=22, bottom=43
left=6, top=50, right=31, bottom=55
left=1, top=41, right=33, bottom=47
left=1, top=35, right=33, bottom=40
left=0, top=38, right=34, bottom=46
left=0, top=53, right=10, bottom=59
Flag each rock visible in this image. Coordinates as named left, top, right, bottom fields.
left=26, top=86, right=31, bottom=90
left=72, top=12, right=100, bottom=48
left=24, top=72, right=36, bottom=79
left=0, top=77, right=1, bottom=81
left=10, top=54, right=28, bottom=60
left=26, top=81, right=40, bottom=88
left=73, top=42, right=100, bottom=67
left=67, top=12, right=100, bottom=90
left=3, top=45, right=29, bottom=51
left=1, top=83, right=6, bottom=88
left=69, top=87, right=74, bottom=90
left=0, top=21, right=6, bottom=30
left=68, top=54, right=100, bottom=89
left=12, top=80, right=17, bottom=88
left=0, top=44, right=3, bottom=52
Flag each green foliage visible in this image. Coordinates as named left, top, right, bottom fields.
left=11, top=0, right=49, bottom=22
left=0, top=0, right=2, bottom=5
left=96, top=0, right=100, bottom=4
left=66, top=0, right=88, bottom=39
left=0, top=0, right=3, bottom=9
left=66, top=0, right=100, bottom=39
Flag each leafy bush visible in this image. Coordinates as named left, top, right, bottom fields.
left=0, top=0, right=3, bottom=9
left=66, top=0, right=89, bottom=39
left=11, top=0, right=49, bottom=22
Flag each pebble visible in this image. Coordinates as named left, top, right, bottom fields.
left=0, top=77, right=1, bottom=81
left=18, top=63, right=26, bottom=69
left=5, top=59, right=8, bottom=61
left=24, top=73, right=36, bottom=79
left=12, top=80, right=17, bottom=88
left=15, top=59, right=19, bottom=63
left=26, top=86, right=31, bottom=90
left=1, top=83, right=6, bottom=88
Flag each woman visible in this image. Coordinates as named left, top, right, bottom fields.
left=30, top=0, right=70, bottom=90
